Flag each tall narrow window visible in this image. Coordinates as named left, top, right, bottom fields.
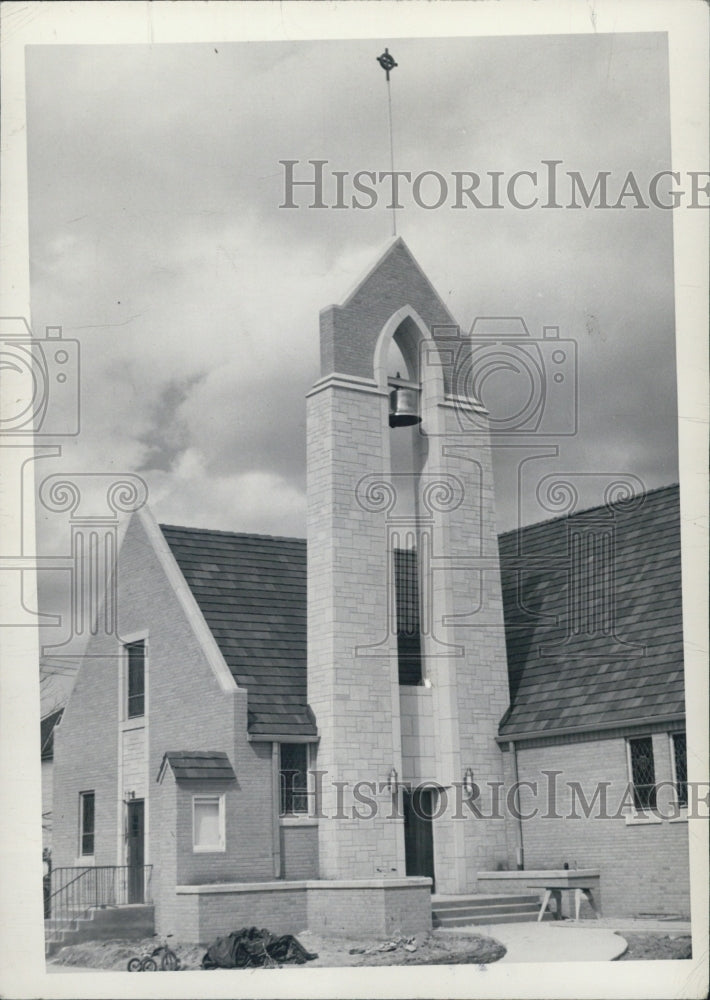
left=79, top=791, right=95, bottom=856
left=395, top=548, right=423, bottom=685
left=126, top=640, right=145, bottom=718
left=628, top=736, right=656, bottom=811
left=671, top=732, right=688, bottom=808
left=279, top=744, right=310, bottom=815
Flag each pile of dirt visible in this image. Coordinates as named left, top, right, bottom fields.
left=616, top=933, right=692, bottom=962
left=49, top=930, right=506, bottom=970
left=49, top=937, right=204, bottom=971
left=297, top=930, right=506, bottom=967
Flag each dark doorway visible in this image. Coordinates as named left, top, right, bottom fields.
left=126, top=799, right=145, bottom=903
left=403, top=788, right=435, bottom=890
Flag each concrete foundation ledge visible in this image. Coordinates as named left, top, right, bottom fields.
left=176, top=881, right=309, bottom=894
left=167, top=878, right=433, bottom=943
left=176, top=877, right=431, bottom=894
left=478, top=870, right=599, bottom=880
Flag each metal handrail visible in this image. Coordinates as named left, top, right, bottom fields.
left=45, top=865, right=152, bottom=926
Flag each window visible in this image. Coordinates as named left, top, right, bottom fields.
left=126, top=640, right=145, bottom=718
left=628, top=736, right=657, bottom=811
left=192, top=795, right=225, bottom=852
left=394, top=548, right=423, bottom=685
left=279, top=744, right=311, bottom=815
left=671, top=732, right=688, bottom=808
left=79, top=791, right=95, bottom=856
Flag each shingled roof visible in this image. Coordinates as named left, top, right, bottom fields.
left=497, top=484, right=684, bottom=741
left=158, top=750, right=236, bottom=782
left=159, top=484, right=683, bottom=744
left=160, top=525, right=315, bottom=738
left=41, top=707, right=64, bottom=761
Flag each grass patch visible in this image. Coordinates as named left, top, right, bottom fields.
left=616, top=933, right=691, bottom=961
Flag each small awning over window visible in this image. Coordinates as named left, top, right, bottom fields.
left=157, top=750, right=236, bottom=783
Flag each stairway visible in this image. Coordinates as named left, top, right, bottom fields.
left=432, top=893, right=543, bottom=928
left=45, top=904, right=154, bottom=957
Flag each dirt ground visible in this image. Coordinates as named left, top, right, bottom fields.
left=49, top=930, right=506, bottom=971
left=615, top=933, right=692, bottom=962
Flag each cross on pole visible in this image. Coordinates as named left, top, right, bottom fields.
left=376, top=47, right=398, bottom=82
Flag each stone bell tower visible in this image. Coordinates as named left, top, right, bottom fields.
left=306, top=238, right=510, bottom=893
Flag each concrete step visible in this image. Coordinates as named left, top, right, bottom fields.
left=432, top=894, right=538, bottom=910
left=434, top=901, right=540, bottom=920
left=45, top=904, right=154, bottom=958
left=436, top=910, right=547, bottom=927
left=431, top=893, right=543, bottom=928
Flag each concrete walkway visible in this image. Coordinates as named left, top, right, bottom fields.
left=439, top=921, right=628, bottom=962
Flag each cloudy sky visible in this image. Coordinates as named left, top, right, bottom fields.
left=26, top=32, right=679, bottom=668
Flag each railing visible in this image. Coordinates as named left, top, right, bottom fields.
left=46, top=865, right=152, bottom=925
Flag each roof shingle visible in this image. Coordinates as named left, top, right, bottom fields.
left=159, top=750, right=236, bottom=781
left=159, top=484, right=684, bottom=744
left=497, top=484, right=684, bottom=739
left=160, top=525, right=316, bottom=737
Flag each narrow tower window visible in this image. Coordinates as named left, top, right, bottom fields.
left=126, top=640, right=145, bottom=719
left=395, top=548, right=423, bottom=685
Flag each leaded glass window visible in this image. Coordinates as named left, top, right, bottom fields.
left=280, top=743, right=309, bottom=815
left=672, top=732, right=687, bottom=808
left=628, top=736, right=656, bottom=810
left=394, top=548, right=422, bottom=685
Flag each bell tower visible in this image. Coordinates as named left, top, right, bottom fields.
left=306, top=238, right=511, bottom=891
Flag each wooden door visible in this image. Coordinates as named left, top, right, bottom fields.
left=403, top=788, right=435, bottom=890
left=126, top=799, right=145, bottom=903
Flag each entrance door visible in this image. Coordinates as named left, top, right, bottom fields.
left=126, top=799, right=145, bottom=903
left=403, top=788, right=435, bottom=890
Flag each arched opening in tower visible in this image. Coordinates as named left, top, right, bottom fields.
left=386, top=330, right=423, bottom=686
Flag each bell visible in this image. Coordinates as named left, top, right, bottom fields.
left=389, top=386, right=421, bottom=428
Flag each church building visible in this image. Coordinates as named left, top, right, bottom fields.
left=47, top=239, right=689, bottom=946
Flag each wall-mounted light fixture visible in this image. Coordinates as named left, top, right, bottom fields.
left=462, top=767, right=476, bottom=796
left=124, top=790, right=136, bottom=801
left=386, top=767, right=399, bottom=793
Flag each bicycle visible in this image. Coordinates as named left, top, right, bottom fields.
left=127, top=933, right=180, bottom=971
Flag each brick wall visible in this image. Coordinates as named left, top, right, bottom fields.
left=307, top=882, right=431, bottom=937
left=422, top=401, right=511, bottom=892
left=173, top=774, right=273, bottom=886
left=196, top=886, right=308, bottom=942
left=42, top=759, right=53, bottom=851
left=153, top=770, right=177, bottom=934
left=52, top=654, right=120, bottom=867
left=319, top=239, right=464, bottom=393
left=52, top=512, right=276, bottom=919
left=280, top=824, right=319, bottom=880
left=309, top=241, right=510, bottom=891
left=307, top=380, right=403, bottom=878
left=512, top=732, right=690, bottom=916
left=399, top=687, right=435, bottom=781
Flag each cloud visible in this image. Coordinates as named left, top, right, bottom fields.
left=26, top=34, right=678, bottom=551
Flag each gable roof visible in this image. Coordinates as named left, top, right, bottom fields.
left=158, top=750, right=236, bottom=782
left=158, top=485, right=683, bottom=745
left=319, top=237, right=461, bottom=387
left=497, top=484, right=684, bottom=741
left=41, top=708, right=64, bottom=761
left=160, top=524, right=315, bottom=738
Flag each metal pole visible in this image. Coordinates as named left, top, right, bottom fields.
left=387, top=79, right=396, bottom=237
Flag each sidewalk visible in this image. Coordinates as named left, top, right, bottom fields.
left=439, top=922, right=628, bottom=962
left=439, top=915, right=691, bottom=963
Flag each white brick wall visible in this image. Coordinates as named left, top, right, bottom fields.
left=513, top=733, right=690, bottom=916
left=307, top=380, right=403, bottom=878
